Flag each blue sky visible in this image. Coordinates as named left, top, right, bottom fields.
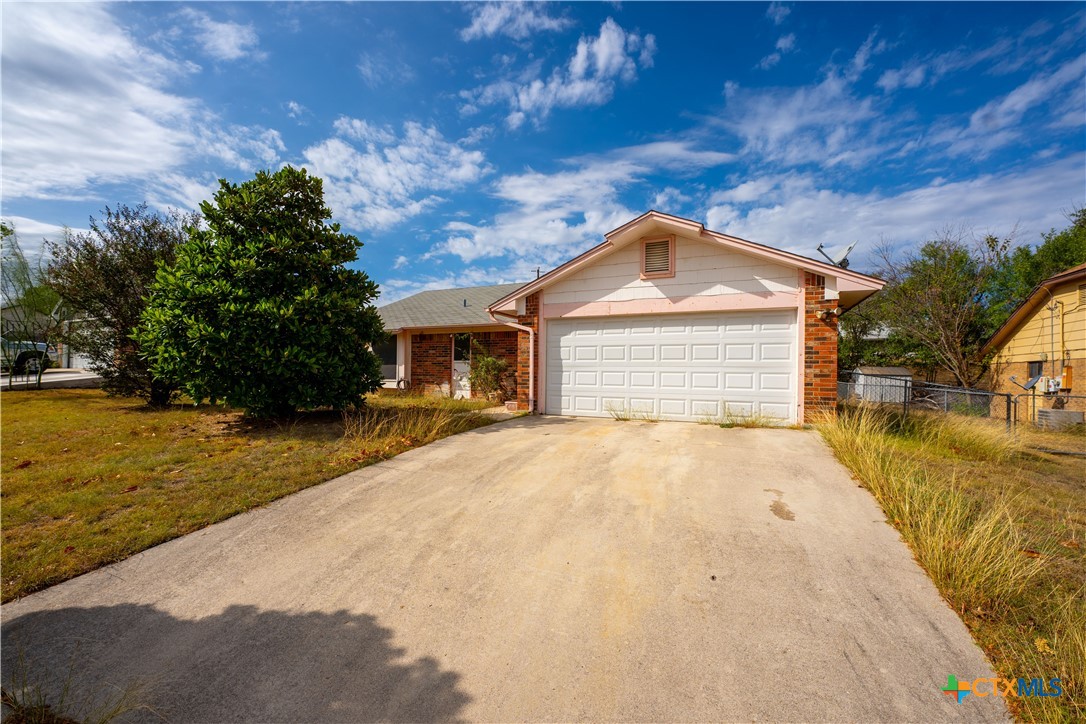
left=3, top=2, right=1084, bottom=301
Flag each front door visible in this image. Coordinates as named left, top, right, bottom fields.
left=452, top=333, right=471, bottom=400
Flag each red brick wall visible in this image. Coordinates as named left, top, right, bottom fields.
left=515, top=293, right=540, bottom=411
left=410, top=333, right=451, bottom=395
left=804, top=272, right=838, bottom=421
left=470, top=331, right=518, bottom=400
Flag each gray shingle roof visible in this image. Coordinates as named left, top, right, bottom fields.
left=378, top=283, right=526, bottom=331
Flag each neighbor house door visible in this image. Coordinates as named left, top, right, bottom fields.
left=452, top=333, right=471, bottom=400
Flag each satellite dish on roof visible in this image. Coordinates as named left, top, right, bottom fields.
left=816, top=241, right=857, bottom=269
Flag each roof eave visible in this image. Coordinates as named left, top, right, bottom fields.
left=981, top=265, right=1086, bottom=356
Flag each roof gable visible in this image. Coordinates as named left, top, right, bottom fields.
left=489, top=210, right=884, bottom=311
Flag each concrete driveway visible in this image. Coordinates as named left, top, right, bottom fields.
left=2, top=416, right=1004, bottom=722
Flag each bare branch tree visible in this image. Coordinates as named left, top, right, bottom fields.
left=1, top=223, right=63, bottom=389
left=874, top=228, right=1009, bottom=387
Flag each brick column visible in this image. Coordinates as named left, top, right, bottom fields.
left=515, top=293, right=540, bottom=411
left=410, top=333, right=452, bottom=395
left=803, top=273, right=838, bottom=421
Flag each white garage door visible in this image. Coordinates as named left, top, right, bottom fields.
left=545, top=310, right=797, bottom=423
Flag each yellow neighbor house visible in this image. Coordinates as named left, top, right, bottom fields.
left=983, top=262, right=1086, bottom=422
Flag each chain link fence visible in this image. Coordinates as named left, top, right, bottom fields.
left=838, top=373, right=1014, bottom=428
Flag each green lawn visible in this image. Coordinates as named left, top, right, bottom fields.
left=820, top=406, right=1084, bottom=723
left=1, top=389, right=495, bottom=602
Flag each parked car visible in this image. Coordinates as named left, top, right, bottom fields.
left=1, top=337, right=59, bottom=374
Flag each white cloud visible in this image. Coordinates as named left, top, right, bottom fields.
left=357, top=52, right=415, bottom=89
left=703, top=156, right=1086, bottom=268
left=720, top=74, right=881, bottom=168
left=930, top=53, right=1086, bottom=158
left=650, top=186, right=692, bottom=212
left=877, top=15, right=1084, bottom=93
left=570, top=140, right=734, bottom=173
left=461, top=18, right=656, bottom=128
left=876, top=63, right=926, bottom=92
left=393, top=255, right=410, bottom=270
left=286, top=100, right=308, bottom=120
left=460, top=2, right=573, bottom=41
left=181, top=8, right=263, bottom=62
left=0, top=216, right=89, bottom=265
left=431, top=139, right=730, bottom=264
left=757, top=32, right=797, bottom=70
left=300, top=119, right=490, bottom=230
left=0, top=3, right=282, bottom=209
left=766, top=2, right=791, bottom=25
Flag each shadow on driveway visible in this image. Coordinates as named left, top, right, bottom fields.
left=3, top=604, right=470, bottom=723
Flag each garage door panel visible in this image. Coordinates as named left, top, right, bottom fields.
left=659, top=371, right=687, bottom=389
left=691, top=344, right=720, bottom=361
left=547, top=310, right=796, bottom=423
left=724, top=344, right=754, bottom=361
left=601, top=371, right=626, bottom=387
left=659, top=398, right=687, bottom=416
left=691, top=400, right=720, bottom=417
left=760, top=372, right=792, bottom=391
left=660, top=344, right=687, bottom=361
left=724, top=372, right=754, bottom=390
left=573, top=396, right=600, bottom=413
left=691, top=372, right=719, bottom=390
left=760, top=343, right=791, bottom=361
left=574, top=370, right=599, bottom=387
left=602, top=345, right=627, bottom=361
left=759, top=402, right=792, bottom=419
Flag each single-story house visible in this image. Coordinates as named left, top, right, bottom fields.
left=982, top=262, right=1085, bottom=420
left=378, top=211, right=885, bottom=423
left=377, top=283, right=525, bottom=398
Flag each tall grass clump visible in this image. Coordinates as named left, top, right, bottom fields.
left=2, top=648, right=150, bottom=724
left=819, top=404, right=1085, bottom=722
left=340, top=404, right=492, bottom=464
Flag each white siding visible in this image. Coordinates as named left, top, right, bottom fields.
left=545, top=235, right=798, bottom=305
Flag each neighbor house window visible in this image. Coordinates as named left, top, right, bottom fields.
left=1027, top=360, right=1044, bottom=378
left=641, top=235, right=675, bottom=279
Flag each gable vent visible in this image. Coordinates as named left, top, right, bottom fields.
left=643, top=239, right=671, bottom=274
left=1079, top=283, right=1086, bottom=306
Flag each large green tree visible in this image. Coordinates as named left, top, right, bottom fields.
left=989, top=207, right=1086, bottom=319
left=46, top=204, right=195, bottom=405
left=136, top=167, right=384, bottom=417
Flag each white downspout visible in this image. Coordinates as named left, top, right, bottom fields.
left=489, top=309, right=535, bottom=412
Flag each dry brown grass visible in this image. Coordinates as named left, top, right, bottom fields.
left=819, top=405, right=1085, bottom=723
left=1, top=389, right=495, bottom=602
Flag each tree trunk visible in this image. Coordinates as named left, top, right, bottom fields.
left=148, top=380, right=173, bottom=407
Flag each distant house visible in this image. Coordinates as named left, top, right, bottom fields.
left=983, top=263, right=1086, bottom=421
left=378, top=211, right=884, bottom=422
left=377, top=283, right=524, bottom=398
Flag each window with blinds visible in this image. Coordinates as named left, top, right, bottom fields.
left=642, top=237, right=673, bottom=277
